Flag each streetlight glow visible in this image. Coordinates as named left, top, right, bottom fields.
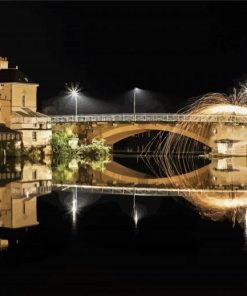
left=71, top=89, right=79, bottom=98
left=133, top=87, right=140, bottom=121
left=65, top=82, right=82, bottom=121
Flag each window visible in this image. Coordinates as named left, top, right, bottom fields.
left=32, top=131, right=37, bottom=141
left=22, top=95, right=25, bottom=107
left=32, top=169, right=37, bottom=180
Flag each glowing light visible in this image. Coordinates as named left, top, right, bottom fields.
left=131, top=85, right=247, bottom=232
left=200, top=104, right=247, bottom=115
left=63, top=191, right=100, bottom=229
left=217, top=158, right=228, bottom=170
left=146, top=87, right=247, bottom=173
left=71, top=89, right=79, bottom=97
left=65, top=82, right=82, bottom=98
left=65, top=82, right=82, bottom=119
left=205, top=197, right=247, bottom=208
left=70, top=188, right=78, bottom=227
left=134, top=208, right=139, bottom=228
left=217, top=143, right=228, bottom=155
left=71, top=197, right=77, bottom=225
left=240, top=82, right=247, bottom=95
left=132, top=194, right=139, bottom=228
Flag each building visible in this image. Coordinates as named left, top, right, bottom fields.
left=0, top=56, right=52, bottom=154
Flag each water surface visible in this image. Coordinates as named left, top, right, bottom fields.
left=0, top=155, right=247, bottom=295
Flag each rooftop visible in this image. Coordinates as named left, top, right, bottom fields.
left=0, top=68, right=34, bottom=84
left=14, top=108, right=50, bottom=118
left=0, top=123, right=21, bottom=134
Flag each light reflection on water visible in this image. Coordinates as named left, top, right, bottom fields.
left=0, top=156, right=247, bottom=249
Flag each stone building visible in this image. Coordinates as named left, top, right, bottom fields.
left=0, top=56, right=52, bottom=153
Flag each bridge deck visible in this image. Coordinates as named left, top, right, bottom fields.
left=52, top=184, right=247, bottom=196
left=51, top=113, right=247, bottom=123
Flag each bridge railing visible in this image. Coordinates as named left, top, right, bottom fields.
left=51, top=113, right=247, bottom=123
left=52, top=184, right=247, bottom=196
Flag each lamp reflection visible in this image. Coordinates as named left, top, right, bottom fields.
left=61, top=187, right=101, bottom=231
left=133, top=194, right=139, bottom=228
left=71, top=187, right=78, bottom=228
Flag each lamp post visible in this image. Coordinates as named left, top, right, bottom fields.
left=71, top=89, right=79, bottom=121
left=66, top=83, right=81, bottom=122
left=133, top=87, right=139, bottom=121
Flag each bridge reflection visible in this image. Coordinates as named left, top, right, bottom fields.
left=0, top=156, right=247, bottom=249
left=53, top=157, right=247, bottom=190
left=53, top=156, right=247, bottom=230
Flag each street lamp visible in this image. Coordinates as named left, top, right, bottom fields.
left=65, top=82, right=81, bottom=121
left=71, top=89, right=79, bottom=121
left=133, top=87, right=140, bottom=121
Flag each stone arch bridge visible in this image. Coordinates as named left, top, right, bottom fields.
left=51, top=113, right=247, bottom=154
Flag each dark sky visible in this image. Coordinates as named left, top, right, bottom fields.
left=1, top=2, right=247, bottom=113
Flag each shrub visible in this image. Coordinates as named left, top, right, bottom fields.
left=52, top=133, right=111, bottom=171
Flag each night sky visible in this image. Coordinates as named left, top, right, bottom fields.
left=3, top=3, right=247, bottom=295
left=1, top=2, right=247, bottom=113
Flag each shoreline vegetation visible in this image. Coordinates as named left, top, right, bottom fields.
left=0, top=142, right=44, bottom=163
left=51, top=131, right=111, bottom=171
left=0, top=132, right=111, bottom=171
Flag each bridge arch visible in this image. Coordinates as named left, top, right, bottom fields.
left=94, top=160, right=211, bottom=188
left=92, top=123, right=211, bottom=147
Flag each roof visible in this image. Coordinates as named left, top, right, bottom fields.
left=0, top=68, right=35, bottom=84
left=13, top=108, right=50, bottom=118
left=0, top=124, right=21, bottom=134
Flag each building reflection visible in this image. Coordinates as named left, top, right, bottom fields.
left=0, top=160, right=52, bottom=249
left=0, top=239, right=9, bottom=250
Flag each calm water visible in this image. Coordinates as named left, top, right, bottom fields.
left=0, top=155, right=247, bottom=295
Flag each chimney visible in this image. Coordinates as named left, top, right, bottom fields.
left=0, top=57, right=9, bottom=69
